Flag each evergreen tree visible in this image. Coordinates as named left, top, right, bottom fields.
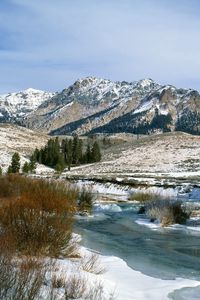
left=91, top=141, right=101, bottom=162
left=86, top=144, right=92, bottom=163
left=10, top=152, right=20, bottom=173
left=32, top=136, right=102, bottom=171
left=29, top=154, right=37, bottom=173
left=0, top=166, right=2, bottom=176
left=7, top=165, right=13, bottom=174
left=66, top=139, right=73, bottom=170
left=72, top=135, right=79, bottom=165
left=33, top=148, right=40, bottom=162
left=22, top=161, right=30, bottom=174
left=78, top=138, right=83, bottom=163
left=55, top=154, right=65, bottom=173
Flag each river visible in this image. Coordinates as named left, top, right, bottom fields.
left=74, top=188, right=200, bottom=299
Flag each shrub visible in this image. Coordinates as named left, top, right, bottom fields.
left=64, top=274, right=87, bottom=299
left=146, top=200, right=190, bottom=227
left=51, top=274, right=110, bottom=300
left=78, top=187, right=93, bottom=213
left=80, top=253, right=106, bottom=275
left=129, top=192, right=160, bottom=202
left=0, top=176, right=78, bottom=257
left=0, top=239, right=49, bottom=300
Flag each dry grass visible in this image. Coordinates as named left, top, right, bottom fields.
left=80, top=253, right=106, bottom=275
left=129, top=192, right=161, bottom=202
left=64, top=274, right=87, bottom=299
left=51, top=273, right=115, bottom=300
left=78, top=187, right=94, bottom=213
left=147, top=200, right=190, bottom=226
left=0, top=242, right=49, bottom=300
left=52, top=274, right=66, bottom=289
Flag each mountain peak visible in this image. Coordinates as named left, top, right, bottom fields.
left=137, top=78, right=157, bottom=87
left=22, top=88, right=45, bottom=94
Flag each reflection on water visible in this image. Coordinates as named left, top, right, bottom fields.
left=75, top=201, right=200, bottom=280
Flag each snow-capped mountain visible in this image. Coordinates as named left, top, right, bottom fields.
left=0, top=88, right=55, bottom=122
left=23, top=77, right=161, bottom=133
left=1, top=77, right=200, bottom=135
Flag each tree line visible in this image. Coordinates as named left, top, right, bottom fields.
left=1, top=136, right=101, bottom=175
left=32, top=136, right=101, bottom=172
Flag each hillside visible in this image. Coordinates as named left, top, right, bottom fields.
left=0, top=124, right=48, bottom=171
left=64, top=132, right=200, bottom=186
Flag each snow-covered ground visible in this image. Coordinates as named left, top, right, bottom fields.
left=41, top=244, right=200, bottom=300
left=66, top=132, right=200, bottom=188
left=0, top=123, right=48, bottom=171
left=100, top=254, right=200, bottom=300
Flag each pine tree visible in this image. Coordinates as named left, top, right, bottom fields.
left=72, top=135, right=79, bottom=165
left=91, top=141, right=101, bottom=162
left=22, top=161, right=30, bottom=173
left=29, top=154, right=37, bottom=173
left=78, top=139, right=83, bottom=164
left=0, top=166, right=2, bottom=176
left=33, top=148, right=40, bottom=162
left=66, top=139, right=73, bottom=170
left=55, top=154, right=65, bottom=173
left=7, top=165, right=13, bottom=174
left=10, top=152, right=20, bottom=173
left=86, top=144, right=92, bottom=163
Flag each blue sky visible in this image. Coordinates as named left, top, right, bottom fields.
left=0, top=0, right=200, bottom=93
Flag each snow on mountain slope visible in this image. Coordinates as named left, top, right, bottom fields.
left=24, top=77, right=161, bottom=133
left=0, top=123, right=49, bottom=171
left=0, top=88, right=55, bottom=122
left=50, top=78, right=200, bottom=136
left=1, top=76, right=200, bottom=135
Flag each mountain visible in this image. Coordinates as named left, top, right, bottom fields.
left=1, top=77, right=200, bottom=135
left=0, top=88, right=55, bottom=123
left=22, top=77, right=160, bottom=133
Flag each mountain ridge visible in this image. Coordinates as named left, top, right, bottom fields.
left=0, top=76, right=200, bottom=135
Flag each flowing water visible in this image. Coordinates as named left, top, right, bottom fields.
left=75, top=200, right=200, bottom=282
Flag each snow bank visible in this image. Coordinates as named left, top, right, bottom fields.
left=100, top=254, right=200, bottom=300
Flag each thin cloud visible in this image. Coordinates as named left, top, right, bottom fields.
left=0, top=0, right=200, bottom=92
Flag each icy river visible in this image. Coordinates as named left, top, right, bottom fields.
left=74, top=182, right=200, bottom=299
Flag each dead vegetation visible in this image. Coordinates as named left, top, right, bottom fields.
left=0, top=175, right=78, bottom=257
left=80, top=253, right=106, bottom=275
left=146, top=200, right=190, bottom=227
left=0, top=175, right=112, bottom=300
left=0, top=237, right=50, bottom=300
left=129, top=191, right=161, bottom=202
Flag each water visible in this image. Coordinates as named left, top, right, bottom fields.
left=75, top=201, right=200, bottom=281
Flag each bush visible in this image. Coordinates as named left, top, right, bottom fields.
left=146, top=200, right=190, bottom=227
left=78, top=187, right=93, bottom=213
left=64, top=274, right=87, bottom=299
left=0, top=175, right=78, bottom=257
left=80, top=253, right=106, bottom=275
left=0, top=237, right=49, bottom=300
left=129, top=192, right=160, bottom=202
